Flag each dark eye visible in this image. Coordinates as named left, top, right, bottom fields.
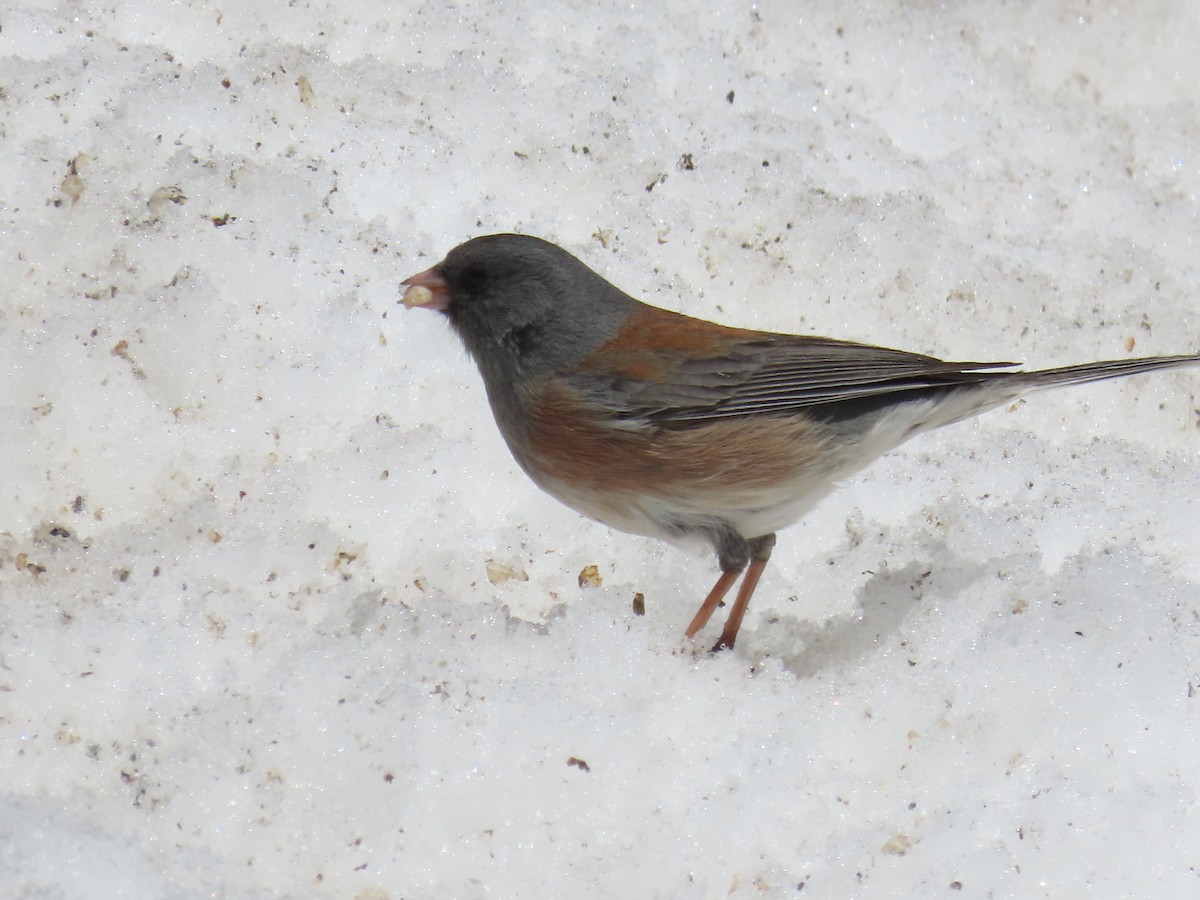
left=459, top=266, right=489, bottom=294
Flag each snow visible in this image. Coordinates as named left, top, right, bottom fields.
left=2, top=1, right=1199, bottom=897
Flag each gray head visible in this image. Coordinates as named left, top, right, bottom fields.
left=412, top=234, right=637, bottom=383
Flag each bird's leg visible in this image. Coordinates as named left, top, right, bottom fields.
left=713, top=534, right=776, bottom=652
left=710, top=561, right=766, bottom=651
left=683, top=569, right=741, bottom=638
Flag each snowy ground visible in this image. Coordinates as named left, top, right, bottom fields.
left=2, top=2, right=1199, bottom=897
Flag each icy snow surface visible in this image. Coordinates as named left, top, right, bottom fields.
left=2, top=2, right=1199, bottom=897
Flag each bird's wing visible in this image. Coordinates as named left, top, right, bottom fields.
left=569, top=305, right=1017, bottom=425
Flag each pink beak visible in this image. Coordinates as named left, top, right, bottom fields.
left=400, top=266, right=450, bottom=311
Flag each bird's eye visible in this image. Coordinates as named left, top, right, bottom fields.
left=459, top=266, right=489, bottom=294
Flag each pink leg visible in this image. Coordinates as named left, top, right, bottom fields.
left=712, top=557, right=769, bottom=651
left=684, top=569, right=741, bottom=639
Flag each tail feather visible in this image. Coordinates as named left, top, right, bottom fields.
left=1014, top=354, right=1200, bottom=391
left=851, top=352, right=1200, bottom=436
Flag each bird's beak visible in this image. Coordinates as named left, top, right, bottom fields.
left=400, top=266, right=450, bottom=311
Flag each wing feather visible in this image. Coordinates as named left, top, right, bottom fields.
left=572, top=330, right=1017, bottom=425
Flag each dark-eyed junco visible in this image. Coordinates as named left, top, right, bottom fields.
left=402, top=234, right=1198, bottom=651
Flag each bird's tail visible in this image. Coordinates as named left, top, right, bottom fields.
left=866, top=352, right=1200, bottom=437
left=1011, top=354, right=1200, bottom=391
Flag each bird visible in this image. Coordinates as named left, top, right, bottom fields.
left=401, top=233, right=1198, bottom=651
